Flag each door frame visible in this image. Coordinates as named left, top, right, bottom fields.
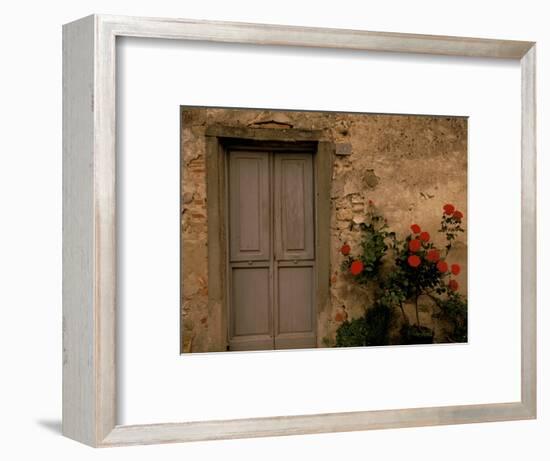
left=204, top=125, right=333, bottom=351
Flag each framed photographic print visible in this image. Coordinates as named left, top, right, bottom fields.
left=62, top=15, right=536, bottom=447
left=180, top=107, right=468, bottom=353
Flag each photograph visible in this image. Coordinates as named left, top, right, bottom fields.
left=181, top=107, right=468, bottom=353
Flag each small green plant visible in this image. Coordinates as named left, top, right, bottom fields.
left=434, top=291, right=468, bottom=342
left=335, top=302, right=392, bottom=347
left=337, top=202, right=467, bottom=345
left=340, top=202, right=395, bottom=284
left=335, top=316, right=368, bottom=347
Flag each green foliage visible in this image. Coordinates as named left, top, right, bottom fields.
left=438, top=214, right=465, bottom=252
left=379, top=271, right=407, bottom=307
left=341, top=210, right=396, bottom=285
left=392, top=241, right=444, bottom=301
left=434, top=292, right=468, bottom=342
left=335, top=317, right=368, bottom=347
left=335, top=303, right=392, bottom=347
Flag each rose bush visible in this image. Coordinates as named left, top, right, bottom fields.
left=338, top=203, right=467, bottom=345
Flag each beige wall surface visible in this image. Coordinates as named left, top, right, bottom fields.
left=181, top=107, right=467, bottom=352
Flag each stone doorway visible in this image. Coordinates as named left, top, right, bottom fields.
left=193, top=125, right=333, bottom=353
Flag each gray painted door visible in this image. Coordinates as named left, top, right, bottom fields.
left=228, top=149, right=316, bottom=351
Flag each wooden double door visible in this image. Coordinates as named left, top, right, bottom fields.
left=227, top=147, right=316, bottom=351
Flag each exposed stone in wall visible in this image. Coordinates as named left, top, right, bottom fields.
left=181, top=112, right=209, bottom=353
left=181, top=107, right=467, bottom=352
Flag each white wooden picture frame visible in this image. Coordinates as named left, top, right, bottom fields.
left=62, top=14, right=537, bottom=447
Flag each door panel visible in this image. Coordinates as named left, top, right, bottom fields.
left=277, top=266, right=314, bottom=334
left=273, top=153, right=316, bottom=349
left=228, top=151, right=270, bottom=262
left=274, top=154, right=314, bottom=261
left=231, top=267, right=270, bottom=337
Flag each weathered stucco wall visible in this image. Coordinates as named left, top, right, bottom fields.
left=181, top=107, right=467, bottom=352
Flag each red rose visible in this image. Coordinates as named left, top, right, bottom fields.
left=410, top=224, right=421, bottom=234
left=448, top=279, right=459, bottom=291
left=408, top=255, right=421, bottom=268
left=350, top=260, right=364, bottom=275
left=443, top=204, right=455, bottom=215
left=341, top=244, right=351, bottom=256
left=451, top=263, right=461, bottom=275
left=408, top=239, right=421, bottom=252
left=453, top=210, right=463, bottom=220
left=427, top=249, right=440, bottom=262
left=419, top=231, right=430, bottom=242
left=437, top=260, right=448, bottom=273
